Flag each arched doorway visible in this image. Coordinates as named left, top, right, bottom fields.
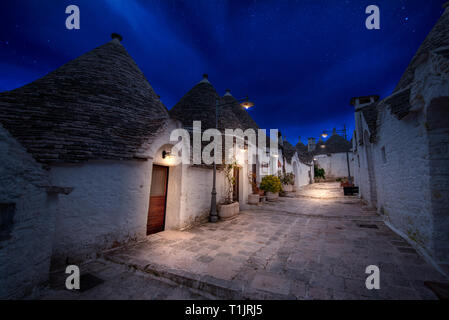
left=148, top=144, right=182, bottom=234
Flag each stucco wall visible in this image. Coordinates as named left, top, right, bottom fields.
left=290, top=158, right=312, bottom=187
left=353, top=52, right=449, bottom=262
left=0, top=125, right=55, bottom=299
left=314, top=152, right=354, bottom=179
left=49, top=160, right=152, bottom=269
left=373, top=107, right=433, bottom=255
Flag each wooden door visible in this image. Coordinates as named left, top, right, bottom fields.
left=233, top=167, right=240, bottom=202
left=147, top=165, right=168, bottom=235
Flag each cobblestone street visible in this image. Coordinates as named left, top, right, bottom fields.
left=39, top=183, right=447, bottom=300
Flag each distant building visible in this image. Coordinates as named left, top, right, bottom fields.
left=313, top=129, right=354, bottom=180
left=351, top=3, right=449, bottom=266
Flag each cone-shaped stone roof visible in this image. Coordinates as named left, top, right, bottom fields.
left=295, top=141, right=307, bottom=154
left=395, top=4, right=449, bottom=92
left=169, top=75, right=242, bottom=132
left=315, top=133, right=351, bottom=154
left=221, top=90, right=259, bottom=131
left=282, top=140, right=296, bottom=162
left=0, top=36, right=169, bottom=164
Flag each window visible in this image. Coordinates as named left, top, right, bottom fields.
left=0, top=203, right=15, bottom=241
left=381, top=146, right=387, bottom=164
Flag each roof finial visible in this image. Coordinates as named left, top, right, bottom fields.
left=224, top=89, right=232, bottom=97
left=199, top=73, right=210, bottom=84
left=111, top=33, right=123, bottom=42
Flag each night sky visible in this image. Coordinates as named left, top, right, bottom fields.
left=0, top=0, right=446, bottom=145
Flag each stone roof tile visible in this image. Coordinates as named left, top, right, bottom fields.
left=0, top=37, right=169, bottom=164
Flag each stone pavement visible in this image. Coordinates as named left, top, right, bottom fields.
left=36, top=259, right=208, bottom=300
left=38, top=182, right=448, bottom=300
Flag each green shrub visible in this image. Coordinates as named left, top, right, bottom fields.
left=314, top=165, right=325, bottom=179
left=260, top=175, right=282, bottom=193
left=278, top=171, right=295, bottom=185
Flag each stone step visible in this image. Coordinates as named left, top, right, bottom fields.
left=102, top=253, right=293, bottom=300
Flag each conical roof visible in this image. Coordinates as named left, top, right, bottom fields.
left=221, top=90, right=259, bottom=131
left=169, top=75, right=242, bottom=132
left=0, top=36, right=169, bottom=164
left=395, top=4, right=449, bottom=92
left=282, top=140, right=296, bottom=162
left=315, top=133, right=351, bottom=154
left=295, top=141, right=307, bottom=154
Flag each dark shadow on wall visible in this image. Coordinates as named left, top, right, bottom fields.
left=427, top=97, right=449, bottom=264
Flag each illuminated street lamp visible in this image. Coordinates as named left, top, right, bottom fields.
left=209, top=96, right=255, bottom=223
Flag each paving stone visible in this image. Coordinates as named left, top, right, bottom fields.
left=196, top=255, right=214, bottom=263
left=250, top=273, right=291, bottom=296
left=38, top=182, right=446, bottom=300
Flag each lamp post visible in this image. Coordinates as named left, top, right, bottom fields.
left=321, top=124, right=352, bottom=184
left=209, top=96, right=255, bottom=223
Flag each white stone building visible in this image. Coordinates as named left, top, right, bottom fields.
left=311, top=130, right=354, bottom=180
left=351, top=3, right=449, bottom=267
left=280, top=138, right=314, bottom=188
left=0, top=35, right=262, bottom=298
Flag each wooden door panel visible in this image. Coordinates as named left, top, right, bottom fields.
left=147, top=165, right=168, bottom=235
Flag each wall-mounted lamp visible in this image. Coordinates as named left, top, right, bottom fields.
left=162, top=150, right=172, bottom=159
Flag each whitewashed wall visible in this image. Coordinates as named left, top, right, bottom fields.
left=49, top=159, right=152, bottom=269
left=286, top=153, right=312, bottom=187
left=353, top=50, right=449, bottom=262
left=0, top=125, right=55, bottom=299
left=373, top=106, right=433, bottom=254
left=314, top=152, right=354, bottom=179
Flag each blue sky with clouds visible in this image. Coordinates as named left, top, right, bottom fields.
left=0, top=0, right=446, bottom=145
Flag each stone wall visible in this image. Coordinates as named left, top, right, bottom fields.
left=314, top=152, right=355, bottom=180
left=427, top=97, right=449, bottom=263
left=373, top=106, right=433, bottom=255
left=353, top=44, right=449, bottom=263
left=0, top=125, right=55, bottom=299
left=290, top=158, right=313, bottom=187
left=49, top=160, right=152, bottom=269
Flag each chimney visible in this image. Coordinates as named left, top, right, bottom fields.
left=298, top=136, right=301, bottom=144
left=111, top=33, right=123, bottom=42
left=308, top=138, right=316, bottom=152
left=350, top=95, right=379, bottom=111
left=332, top=128, right=337, bottom=136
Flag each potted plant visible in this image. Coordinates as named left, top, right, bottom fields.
left=279, top=171, right=295, bottom=192
left=259, top=175, right=282, bottom=201
left=218, top=160, right=240, bottom=218
left=247, top=172, right=260, bottom=205
left=314, top=165, right=325, bottom=182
